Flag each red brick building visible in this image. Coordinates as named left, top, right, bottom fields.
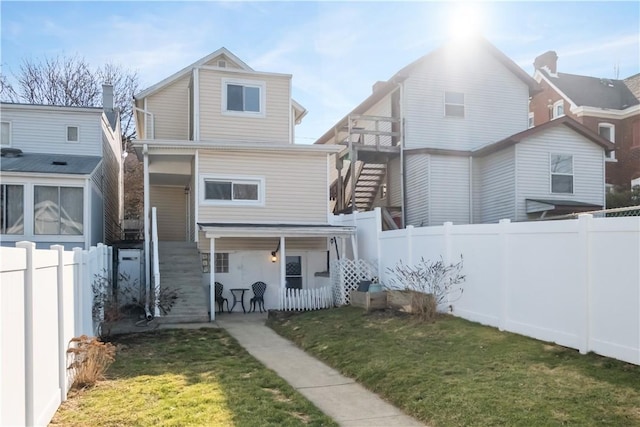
left=529, top=51, right=640, bottom=190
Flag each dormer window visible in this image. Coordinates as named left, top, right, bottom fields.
left=222, top=78, right=265, bottom=117
left=67, top=126, right=79, bottom=142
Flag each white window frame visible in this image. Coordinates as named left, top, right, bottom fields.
left=66, top=125, right=80, bottom=143
left=1, top=121, right=11, bottom=147
left=444, top=91, right=465, bottom=118
left=1, top=183, right=24, bottom=235
left=221, top=78, right=266, bottom=117
left=528, top=112, right=535, bottom=129
left=33, top=184, right=84, bottom=235
left=550, top=153, right=574, bottom=195
left=200, top=174, right=265, bottom=206
left=552, top=100, right=564, bottom=119
left=598, top=123, right=616, bottom=160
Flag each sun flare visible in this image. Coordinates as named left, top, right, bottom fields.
left=448, top=3, right=486, bottom=41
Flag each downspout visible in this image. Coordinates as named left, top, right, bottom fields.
left=142, top=143, right=152, bottom=320
left=399, top=82, right=406, bottom=228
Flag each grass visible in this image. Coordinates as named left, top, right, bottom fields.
left=51, top=328, right=337, bottom=427
left=267, top=307, right=640, bottom=427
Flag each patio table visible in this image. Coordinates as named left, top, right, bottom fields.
left=229, top=288, right=248, bottom=313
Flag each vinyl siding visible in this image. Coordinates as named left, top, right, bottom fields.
left=198, top=150, right=327, bottom=223
left=515, top=126, right=605, bottom=220
left=405, top=154, right=429, bottom=226
left=0, top=107, right=102, bottom=155
left=203, top=55, right=244, bottom=69
left=197, top=234, right=327, bottom=252
left=403, top=49, right=529, bottom=151
left=388, top=157, right=402, bottom=208
left=150, top=185, right=187, bottom=241
left=198, top=69, right=290, bottom=143
left=146, top=74, right=190, bottom=140
left=429, top=155, right=470, bottom=225
left=473, top=146, right=516, bottom=223
left=101, top=124, right=122, bottom=244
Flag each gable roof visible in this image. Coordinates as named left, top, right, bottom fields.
left=472, top=115, right=615, bottom=157
left=624, top=73, right=640, bottom=99
left=537, top=69, right=639, bottom=110
left=0, top=152, right=102, bottom=175
left=315, top=37, right=539, bottom=145
left=134, top=47, right=254, bottom=100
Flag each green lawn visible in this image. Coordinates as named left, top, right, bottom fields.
left=267, top=307, right=640, bottom=427
left=51, top=328, right=337, bottom=427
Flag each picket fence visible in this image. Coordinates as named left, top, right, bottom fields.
left=0, top=242, right=112, bottom=427
left=331, top=208, right=640, bottom=365
left=279, top=286, right=334, bottom=311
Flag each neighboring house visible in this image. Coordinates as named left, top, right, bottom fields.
left=0, top=86, right=123, bottom=249
left=315, top=37, right=614, bottom=226
left=530, top=51, right=640, bottom=190
left=131, top=48, right=351, bottom=321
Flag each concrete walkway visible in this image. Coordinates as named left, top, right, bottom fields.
left=216, top=312, right=424, bottom=427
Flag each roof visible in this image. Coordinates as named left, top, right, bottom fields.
left=315, top=36, right=540, bottom=145
left=527, top=199, right=602, bottom=208
left=0, top=152, right=102, bottom=175
left=198, top=222, right=355, bottom=238
left=472, top=116, right=615, bottom=157
left=1, top=102, right=103, bottom=114
left=624, top=73, right=640, bottom=100
left=538, top=69, right=639, bottom=110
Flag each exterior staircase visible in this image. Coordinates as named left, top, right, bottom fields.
left=353, top=162, right=387, bottom=211
left=155, top=241, right=209, bottom=323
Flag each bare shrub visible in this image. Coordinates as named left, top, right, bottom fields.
left=67, top=335, right=116, bottom=389
left=385, top=255, right=466, bottom=322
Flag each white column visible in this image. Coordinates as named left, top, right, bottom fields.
left=209, top=237, right=215, bottom=321
left=280, top=236, right=286, bottom=291
left=143, top=145, right=150, bottom=306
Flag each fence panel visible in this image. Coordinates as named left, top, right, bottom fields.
left=279, top=286, right=334, bottom=311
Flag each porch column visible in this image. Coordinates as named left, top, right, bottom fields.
left=143, top=144, right=150, bottom=301
left=279, top=236, right=286, bottom=290
left=351, top=234, right=359, bottom=260
left=209, top=236, right=216, bottom=321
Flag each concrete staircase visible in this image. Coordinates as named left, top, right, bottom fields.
left=155, top=241, right=210, bottom=323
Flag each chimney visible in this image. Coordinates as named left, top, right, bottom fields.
left=102, top=84, right=114, bottom=112
left=534, top=51, right=558, bottom=74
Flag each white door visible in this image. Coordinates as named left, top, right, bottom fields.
left=117, top=249, right=144, bottom=307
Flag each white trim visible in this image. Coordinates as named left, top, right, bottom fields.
left=193, top=68, right=200, bottom=141
left=598, top=122, right=616, bottom=160
left=550, top=153, right=574, bottom=195
left=200, top=173, right=265, bottom=207
left=288, top=78, right=292, bottom=144
left=552, top=100, right=565, bottom=119
left=221, top=78, right=266, bottom=117
left=198, top=65, right=291, bottom=79
left=572, top=104, right=640, bottom=120
left=1, top=120, right=12, bottom=147
left=133, top=139, right=342, bottom=153
left=533, top=70, right=578, bottom=110
left=202, top=225, right=355, bottom=239
left=194, top=150, right=199, bottom=243
left=528, top=112, right=535, bottom=129
left=66, top=125, right=80, bottom=143
left=0, top=102, right=102, bottom=115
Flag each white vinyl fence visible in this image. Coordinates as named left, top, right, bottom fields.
left=0, top=242, right=112, bottom=427
left=279, top=286, right=334, bottom=311
left=332, top=208, right=640, bottom=365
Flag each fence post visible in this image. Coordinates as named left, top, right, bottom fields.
left=72, top=248, right=83, bottom=337
left=15, top=241, right=35, bottom=426
left=51, top=245, right=67, bottom=402
left=498, top=219, right=511, bottom=332
left=577, top=214, right=593, bottom=354
left=406, top=225, right=414, bottom=265
left=374, top=207, right=382, bottom=281
left=443, top=222, right=453, bottom=309
left=83, top=249, right=93, bottom=336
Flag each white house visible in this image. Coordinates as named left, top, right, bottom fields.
left=0, top=86, right=123, bottom=249
left=315, top=37, right=614, bottom=226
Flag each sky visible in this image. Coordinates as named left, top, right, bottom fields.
left=1, top=1, right=639, bottom=144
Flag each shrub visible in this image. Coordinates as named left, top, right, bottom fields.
left=67, top=335, right=116, bottom=389
left=385, top=255, right=466, bottom=321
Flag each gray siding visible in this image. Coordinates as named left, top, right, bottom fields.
left=388, top=157, right=402, bottom=208
left=429, top=155, right=470, bottom=225
left=515, top=126, right=605, bottom=220
left=405, top=154, right=429, bottom=226
left=473, top=146, right=516, bottom=223
left=402, top=48, right=529, bottom=151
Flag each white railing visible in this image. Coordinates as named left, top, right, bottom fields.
left=279, top=286, right=334, bottom=311
left=1, top=242, right=112, bottom=427
left=150, top=207, right=160, bottom=318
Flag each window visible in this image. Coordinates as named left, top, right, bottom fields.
left=528, top=112, right=535, bottom=129
left=550, top=154, right=573, bottom=194
left=552, top=100, right=564, bottom=118
left=598, top=123, right=615, bottom=160
left=66, top=126, right=79, bottom=142
left=215, top=253, right=229, bottom=273
left=34, top=186, right=83, bottom=235
left=1, top=184, right=24, bottom=234
left=222, top=78, right=265, bottom=115
left=285, top=255, right=303, bottom=289
left=1, top=121, right=11, bottom=146
left=201, top=175, right=264, bottom=205
left=444, top=91, right=465, bottom=117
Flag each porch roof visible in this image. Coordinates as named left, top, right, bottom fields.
left=198, top=222, right=355, bottom=238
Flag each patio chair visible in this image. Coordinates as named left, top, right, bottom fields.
left=215, top=282, right=229, bottom=313
left=249, top=281, right=267, bottom=313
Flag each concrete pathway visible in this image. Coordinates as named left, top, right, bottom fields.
left=216, top=312, right=424, bottom=427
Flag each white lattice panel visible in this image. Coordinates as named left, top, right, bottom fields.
left=331, top=259, right=378, bottom=305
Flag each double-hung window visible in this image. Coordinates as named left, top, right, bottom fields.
left=552, top=100, right=564, bottom=118
left=1, top=122, right=11, bottom=146
left=222, top=78, right=265, bottom=116
left=550, top=154, right=573, bottom=194
left=201, top=175, right=264, bottom=205
left=34, top=185, right=84, bottom=235
left=1, top=184, right=24, bottom=234
left=67, top=125, right=79, bottom=142
left=598, top=123, right=615, bottom=160
left=444, top=91, right=465, bottom=117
